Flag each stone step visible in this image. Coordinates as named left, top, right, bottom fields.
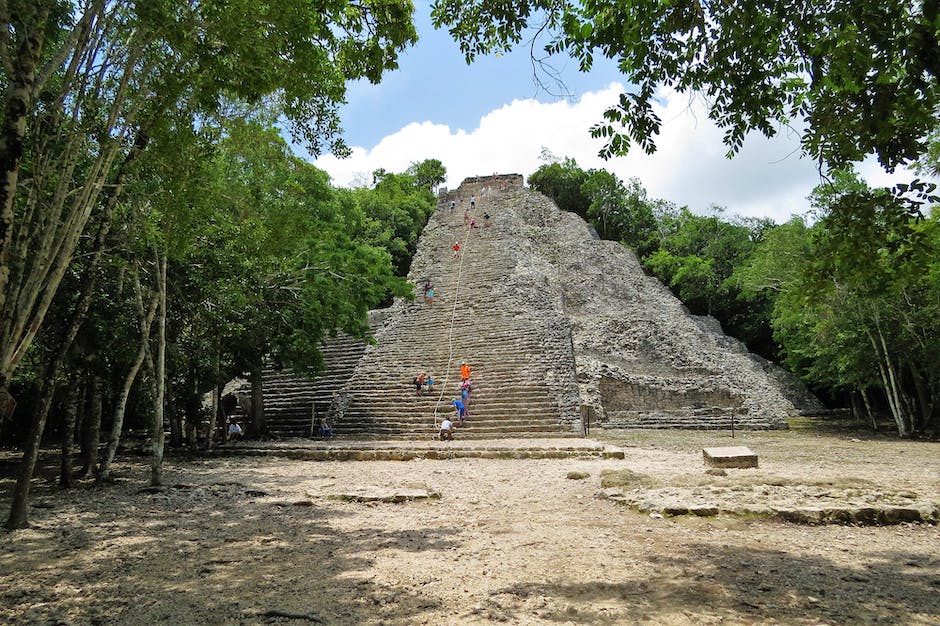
left=214, top=438, right=623, bottom=460
left=340, top=396, right=558, bottom=408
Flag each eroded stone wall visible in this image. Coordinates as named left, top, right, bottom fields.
left=490, top=184, right=822, bottom=430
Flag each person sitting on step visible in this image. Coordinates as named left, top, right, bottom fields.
left=227, top=420, right=244, bottom=441
left=439, top=418, right=454, bottom=441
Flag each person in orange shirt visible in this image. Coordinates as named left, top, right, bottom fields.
left=460, top=361, right=471, bottom=381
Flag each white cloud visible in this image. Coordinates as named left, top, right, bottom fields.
left=313, top=84, right=925, bottom=222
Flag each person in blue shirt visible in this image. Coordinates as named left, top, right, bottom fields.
left=452, top=398, right=469, bottom=426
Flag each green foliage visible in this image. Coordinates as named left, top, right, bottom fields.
left=737, top=174, right=940, bottom=434
left=132, top=0, right=418, bottom=156
left=588, top=174, right=659, bottom=257
left=432, top=0, right=940, bottom=170
left=349, top=167, right=439, bottom=276
left=0, top=0, right=422, bottom=400
left=529, top=156, right=775, bottom=357
left=406, top=159, right=448, bottom=191
left=107, top=118, right=417, bottom=405
left=642, top=205, right=774, bottom=354
left=527, top=158, right=590, bottom=219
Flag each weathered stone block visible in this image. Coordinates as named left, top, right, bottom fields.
left=689, top=505, right=719, bottom=517
left=776, top=507, right=824, bottom=524
left=882, top=506, right=926, bottom=524
left=703, top=446, right=758, bottom=468
left=663, top=505, right=690, bottom=516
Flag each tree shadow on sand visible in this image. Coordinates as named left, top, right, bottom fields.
left=0, top=460, right=459, bottom=625
left=487, top=541, right=939, bottom=625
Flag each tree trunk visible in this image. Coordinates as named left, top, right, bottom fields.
left=79, top=374, right=103, bottom=478
left=206, top=342, right=221, bottom=450
left=59, top=377, right=84, bottom=488
left=0, top=5, right=50, bottom=316
left=5, top=368, right=55, bottom=529
left=217, top=380, right=226, bottom=443
left=168, top=377, right=182, bottom=447
left=249, top=361, right=266, bottom=438
left=3, top=123, right=147, bottom=519
left=185, top=374, right=199, bottom=448
left=150, top=255, right=167, bottom=487
left=876, top=324, right=912, bottom=437
left=859, top=387, right=877, bottom=432
left=864, top=318, right=910, bottom=437
left=98, top=279, right=159, bottom=481
left=907, top=362, right=931, bottom=434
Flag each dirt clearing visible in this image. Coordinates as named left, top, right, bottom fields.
left=1, top=427, right=938, bottom=625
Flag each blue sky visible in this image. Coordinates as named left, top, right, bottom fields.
left=337, top=4, right=624, bottom=148
left=310, top=3, right=919, bottom=223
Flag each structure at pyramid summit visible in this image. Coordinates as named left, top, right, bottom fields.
left=321, top=174, right=822, bottom=439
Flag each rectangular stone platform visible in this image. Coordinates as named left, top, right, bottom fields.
left=215, top=438, right=626, bottom=461
left=703, top=446, right=758, bottom=468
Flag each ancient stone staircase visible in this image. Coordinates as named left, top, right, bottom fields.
left=241, top=174, right=820, bottom=442
left=235, top=328, right=372, bottom=438
left=329, top=180, right=581, bottom=440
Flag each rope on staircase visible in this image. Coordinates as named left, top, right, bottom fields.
left=432, top=187, right=489, bottom=432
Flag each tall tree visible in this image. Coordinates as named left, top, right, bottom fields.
left=407, top=159, right=447, bottom=191
left=581, top=171, right=658, bottom=256
left=0, top=0, right=417, bottom=393
left=737, top=174, right=940, bottom=436
left=432, top=0, right=940, bottom=169
left=527, top=158, right=590, bottom=219
left=4, top=0, right=417, bottom=529
left=352, top=168, right=438, bottom=276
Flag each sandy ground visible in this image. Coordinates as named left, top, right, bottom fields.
left=1, top=427, right=938, bottom=625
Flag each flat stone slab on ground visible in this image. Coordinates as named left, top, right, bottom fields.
left=703, top=446, right=758, bottom=468
left=325, top=485, right=441, bottom=503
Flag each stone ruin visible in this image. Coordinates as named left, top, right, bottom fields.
left=491, top=178, right=823, bottom=429
left=246, top=173, right=822, bottom=437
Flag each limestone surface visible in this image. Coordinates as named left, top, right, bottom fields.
left=319, top=175, right=822, bottom=436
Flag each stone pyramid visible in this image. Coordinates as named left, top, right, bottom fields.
left=324, top=175, right=821, bottom=438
